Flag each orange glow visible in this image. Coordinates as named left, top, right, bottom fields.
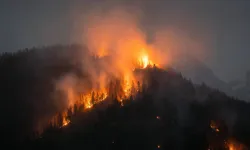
left=49, top=48, right=156, bottom=128
left=62, top=112, right=70, bottom=127
left=48, top=9, right=162, bottom=129
left=138, top=54, right=149, bottom=68
left=123, top=74, right=133, bottom=97
left=225, top=139, right=246, bottom=150
left=136, top=49, right=156, bottom=69
left=79, top=89, right=108, bottom=109
left=210, top=120, right=220, bottom=132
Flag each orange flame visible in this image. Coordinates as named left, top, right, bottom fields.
left=226, top=139, right=246, bottom=150
left=49, top=49, right=155, bottom=128
left=62, top=112, right=70, bottom=127
left=210, top=120, right=220, bottom=132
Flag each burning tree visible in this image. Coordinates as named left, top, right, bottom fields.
left=45, top=48, right=158, bottom=132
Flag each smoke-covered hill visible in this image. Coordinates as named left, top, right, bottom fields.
left=0, top=45, right=249, bottom=149
left=171, top=53, right=233, bottom=95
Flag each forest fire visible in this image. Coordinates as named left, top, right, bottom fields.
left=48, top=49, right=157, bottom=129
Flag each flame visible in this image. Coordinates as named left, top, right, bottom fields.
left=49, top=49, right=154, bottom=129
left=136, top=49, right=155, bottom=69
left=138, top=55, right=149, bottom=68
left=225, top=139, right=246, bottom=150
left=123, top=74, right=133, bottom=97
left=48, top=11, right=159, bottom=129
left=79, top=88, right=108, bottom=109
left=210, top=120, right=220, bottom=132
left=62, top=112, right=70, bottom=127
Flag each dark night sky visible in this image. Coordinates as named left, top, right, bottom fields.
left=1, top=0, right=250, bottom=82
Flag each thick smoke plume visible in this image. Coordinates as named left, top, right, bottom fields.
left=54, top=6, right=214, bottom=128
left=56, top=8, right=150, bottom=109
left=2, top=5, right=214, bottom=142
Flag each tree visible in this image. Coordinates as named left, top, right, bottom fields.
left=58, top=113, right=63, bottom=127
left=96, top=92, right=100, bottom=102
left=131, top=81, right=136, bottom=98
left=137, top=81, right=141, bottom=93
left=67, top=107, right=73, bottom=120
left=100, top=93, right=105, bottom=101
left=142, top=80, right=147, bottom=94
left=74, top=104, right=78, bottom=115
left=91, top=91, right=95, bottom=105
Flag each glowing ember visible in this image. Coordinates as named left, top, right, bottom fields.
left=62, top=118, right=70, bottom=127
left=225, top=139, right=246, bottom=150
left=210, top=120, right=220, bottom=132
left=156, top=116, right=160, bottom=120
left=62, top=111, right=70, bottom=127
left=157, top=145, right=161, bottom=149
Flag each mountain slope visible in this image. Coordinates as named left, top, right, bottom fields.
left=171, top=54, right=232, bottom=95
left=27, top=67, right=250, bottom=150
left=0, top=45, right=249, bottom=149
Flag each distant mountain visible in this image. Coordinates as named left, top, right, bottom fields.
left=228, top=80, right=245, bottom=90
left=171, top=54, right=233, bottom=96
left=231, top=71, right=250, bottom=101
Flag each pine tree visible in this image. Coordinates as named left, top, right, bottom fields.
left=100, top=93, right=105, bottom=101
left=131, top=81, right=136, bottom=98
left=79, top=104, right=84, bottom=112
left=58, top=113, right=63, bottom=127
left=96, top=92, right=100, bottom=102
left=108, top=81, right=113, bottom=98
left=142, top=79, right=146, bottom=94
left=67, top=107, right=73, bottom=120
left=91, top=91, right=95, bottom=105
left=137, top=81, right=141, bottom=93
left=74, top=104, right=78, bottom=115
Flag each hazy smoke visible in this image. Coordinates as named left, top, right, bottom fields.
left=55, top=5, right=212, bottom=121
left=41, top=4, right=219, bottom=140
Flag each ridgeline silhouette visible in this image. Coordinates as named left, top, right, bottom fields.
left=1, top=45, right=249, bottom=149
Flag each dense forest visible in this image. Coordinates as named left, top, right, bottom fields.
left=1, top=45, right=250, bottom=149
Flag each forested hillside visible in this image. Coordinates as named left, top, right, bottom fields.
left=0, top=45, right=249, bottom=149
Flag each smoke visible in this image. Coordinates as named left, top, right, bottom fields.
left=54, top=4, right=212, bottom=124
left=55, top=73, right=79, bottom=108
left=0, top=3, right=244, bottom=146
left=151, top=26, right=209, bottom=65
left=42, top=5, right=225, bottom=145
left=53, top=6, right=147, bottom=108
